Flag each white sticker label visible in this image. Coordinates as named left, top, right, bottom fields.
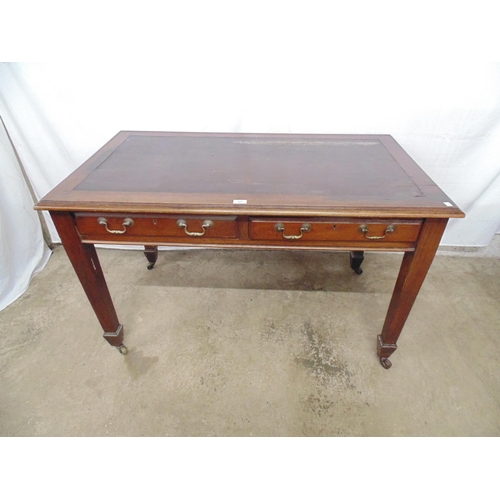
left=233, top=199, right=247, bottom=204
left=443, top=202, right=453, bottom=207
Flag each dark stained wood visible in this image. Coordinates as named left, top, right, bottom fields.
left=75, top=213, right=238, bottom=240
left=349, top=251, right=365, bottom=274
left=35, top=132, right=465, bottom=367
left=35, top=132, right=465, bottom=219
left=50, top=211, right=124, bottom=347
left=76, top=213, right=421, bottom=245
left=77, top=238, right=419, bottom=252
left=74, top=214, right=421, bottom=251
left=143, top=245, right=158, bottom=270
left=377, top=218, right=448, bottom=366
left=248, top=217, right=422, bottom=243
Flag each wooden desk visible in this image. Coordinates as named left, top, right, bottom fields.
left=35, top=132, right=464, bottom=368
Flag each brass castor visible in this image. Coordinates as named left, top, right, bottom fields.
left=380, top=357, right=392, bottom=369
left=147, top=263, right=155, bottom=270
left=117, top=344, right=129, bottom=355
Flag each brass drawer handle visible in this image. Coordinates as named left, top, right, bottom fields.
left=177, top=219, right=214, bottom=237
left=359, top=224, right=396, bottom=240
left=98, top=217, right=134, bottom=234
left=275, top=223, right=311, bottom=240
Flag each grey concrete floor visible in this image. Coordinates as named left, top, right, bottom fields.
left=1, top=245, right=499, bottom=436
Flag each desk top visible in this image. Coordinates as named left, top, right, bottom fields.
left=35, top=131, right=464, bottom=218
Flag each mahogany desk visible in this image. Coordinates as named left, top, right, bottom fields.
left=35, top=132, right=464, bottom=368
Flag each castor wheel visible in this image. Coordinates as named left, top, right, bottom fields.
left=117, top=344, right=129, bottom=355
left=380, top=357, right=392, bottom=369
left=147, top=263, right=155, bottom=270
left=354, top=268, right=363, bottom=275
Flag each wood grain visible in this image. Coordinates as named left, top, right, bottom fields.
left=34, top=132, right=465, bottom=220
left=50, top=211, right=123, bottom=347
left=35, top=132, right=464, bottom=366
left=378, top=218, right=449, bottom=361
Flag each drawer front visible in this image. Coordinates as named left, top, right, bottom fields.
left=249, top=218, right=422, bottom=243
left=75, top=213, right=238, bottom=240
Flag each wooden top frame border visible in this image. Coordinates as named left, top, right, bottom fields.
left=35, top=131, right=465, bottom=219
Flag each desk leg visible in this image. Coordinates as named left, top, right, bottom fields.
left=350, top=251, right=364, bottom=274
left=144, top=245, right=158, bottom=270
left=378, top=218, right=447, bottom=369
left=50, top=211, right=126, bottom=354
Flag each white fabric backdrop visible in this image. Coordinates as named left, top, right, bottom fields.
left=0, top=117, right=51, bottom=310
left=1, top=61, right=500, bottom=311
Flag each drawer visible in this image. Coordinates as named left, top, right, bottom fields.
left=75, top=213, right=238, bottom=240
left=248, top=218, right=422, bottom=243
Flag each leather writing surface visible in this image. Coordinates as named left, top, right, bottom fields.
left=36, top=132, right=464, bottom=217
left=75, top=135, right=423, bottom=200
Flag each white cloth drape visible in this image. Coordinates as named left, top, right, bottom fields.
left=0, top=118, right=51, bottom=311
left=1, top=62, right=500, bottom=311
